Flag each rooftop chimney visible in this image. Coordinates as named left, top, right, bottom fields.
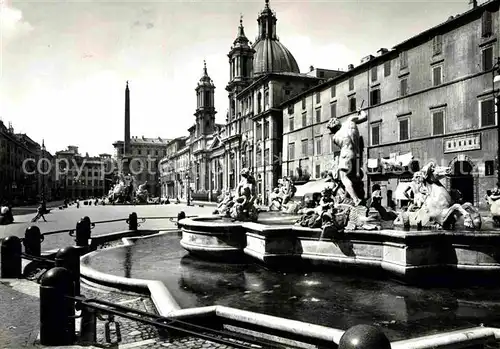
left=361, top=55, right=375, bottom=64
left=347, top=64, right=354, bottom=71
left=469, top=0, right=477, bottom=9
left=377, top=48, right=389, bottom=56
left=309, top=65, right=314, bottom=72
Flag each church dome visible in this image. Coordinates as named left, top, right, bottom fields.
left=251, top=0, right=300, bottom=77
left=252, top=39, right=300, bottom=76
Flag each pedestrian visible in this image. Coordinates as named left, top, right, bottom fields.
left=32, top=204, right=47, bottom=222
left=76, top=199, right=80, bottom=208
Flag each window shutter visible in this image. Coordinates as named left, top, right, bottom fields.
left=482, top=11, right=493, bottom=37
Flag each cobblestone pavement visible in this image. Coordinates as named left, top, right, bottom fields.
left=80, top=285, right=246, bottom=349
left=0, top=204, right=213, bottom=252
left=0, top=278, right=252, bottom=349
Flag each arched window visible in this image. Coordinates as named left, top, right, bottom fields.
left=257, top=92, right=262, bottom=113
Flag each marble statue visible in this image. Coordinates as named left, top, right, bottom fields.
left=228, top=168, right=259, bottom=222
left=485, top=190, right=500, bottom=227
left=107, top=173, right=149, bottom=204
left=326, top=108, right=368, bottom=207
left=394, top=162, right=482, bottom=230
left=213, top=190, right=235, bottom=216
left=269, top=177, right=300, bottom=214
left=135, top=181, right=149, bottom=203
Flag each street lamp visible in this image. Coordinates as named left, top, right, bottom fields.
left=492, top=57, right=500, bottom=183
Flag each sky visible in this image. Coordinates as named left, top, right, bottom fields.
left=1, top=0, right=472, bottom=156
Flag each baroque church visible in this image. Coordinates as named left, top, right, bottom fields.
left=161, top=0, right=341, bottom=202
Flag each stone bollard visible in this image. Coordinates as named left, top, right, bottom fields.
left=338, top=324, right=391, bottom=349
left=55, top=246, right=81, bottom=296
left=75, top=219, right=90, bottom=249
left=1, top=236, right=22, bottom=278
left=39, top=267, right=76, bottom=346
left=23, top=226, right=43, bottom=257
left=127, top=212, right=138, bottom=231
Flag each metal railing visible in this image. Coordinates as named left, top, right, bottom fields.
left=0, top=210, right=315, bottom=348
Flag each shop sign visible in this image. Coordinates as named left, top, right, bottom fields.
left=443, top=133, right=481, bottom=153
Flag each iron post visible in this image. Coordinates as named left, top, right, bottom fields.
left=128, top=212, right=138, bottom=230
left=55, top=246, right=81, bottom=296
left=39, top=267, right=75, bottom=346
left=23, top=226, right=43, bottom=257
left=1, top=236, right=22, bottom=278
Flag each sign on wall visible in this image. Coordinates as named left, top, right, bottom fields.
left=443, top=133, right=481, bottom=153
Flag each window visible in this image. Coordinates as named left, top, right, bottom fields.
left=264, top=120, right=269, bottom=139
left=432, top=110, right=445, bottom=135
left=483, top=46, right=493, bottom=71
left=316, top=92, right=321, bottom=104
left=432, top=65, right=442, bottom=87
left=371, top=123, right=380, bottom=146
left=349, top=97, right=357, bottom=112
left=330, top=103, right=337, bottom=118
left=482, top=11, right=493, bottom=37
left=349, top=77, right=354, bottom=91
left=288, top=143, right=295, bottom=160
left=433, top=35, right=442, bottom=56
left=287, top=104, right=294, bottom=114
left=302, top=98, right=306, bottom=109
left=400, top=78, right=408, bottom=97
left=384, top=61, right=391, bottom=77
left=315, top=108, right=321, bottom=123
left=371, top=66, right=378, bottom=82
left=331, top=85, right=336, bottom=98
left=301, top=139, right=308, bottom=157
left=370, top=89, right=381, bottom=106
left=264, top=149, right=269, bottom=165
left=315, top=136, right=322, bottom=155
left=257, top=150, right=262, bottom=167
left=399, top=51, right=408, bottom=69
left=315, top=164, right=321, bottom=179
left=399, top=118, right=409, bottom=141
left=480, top=99, right=495, bottom=126
left=486, top=160, right=495, bottom=176
left=302, top=113, right=307, bottom=127
left=256, top=123, right=262, bottom=141
left=289, top=117, right=294, bottom=131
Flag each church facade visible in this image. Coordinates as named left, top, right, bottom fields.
left=160, top=0, right=340, bottom=202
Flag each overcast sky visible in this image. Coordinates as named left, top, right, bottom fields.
left=1, top=0, right=471, bottom=156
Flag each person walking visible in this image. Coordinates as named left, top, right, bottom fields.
left=32, top=203, right=47, bottom=222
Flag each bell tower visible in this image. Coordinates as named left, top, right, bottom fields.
left=226, top=15, right=255, bottom=121
left=195, top=60, right=216, bottom=136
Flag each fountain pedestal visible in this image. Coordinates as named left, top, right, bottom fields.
left=179, top=216, right=500, bottom=285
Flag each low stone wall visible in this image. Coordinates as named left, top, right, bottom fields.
left=179, top=216, right=500, bottom=285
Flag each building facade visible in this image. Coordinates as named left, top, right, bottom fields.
left=161, top=0, right=340, bottom=203
left=0, top=120, right=45, bottom=204
left=55, top=146, right=108, bottom=199
left=282, top=0, right=500, bottom=209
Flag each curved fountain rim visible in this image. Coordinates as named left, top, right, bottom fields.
left=79, top=228, right=500, bottom=348
left=80, top=230, right=347, bottom=344
left=80, top=231, right=182, bottom=316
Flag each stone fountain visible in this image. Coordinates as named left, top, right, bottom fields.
left=107, top=173, right=150, bottom=204
left=178, top=108, right=499, bottom=285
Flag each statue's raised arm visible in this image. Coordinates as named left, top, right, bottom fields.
left=351, top=109, right=368, bottom=124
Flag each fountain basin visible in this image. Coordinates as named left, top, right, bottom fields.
left=179, top=216, right=500, bottom=285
